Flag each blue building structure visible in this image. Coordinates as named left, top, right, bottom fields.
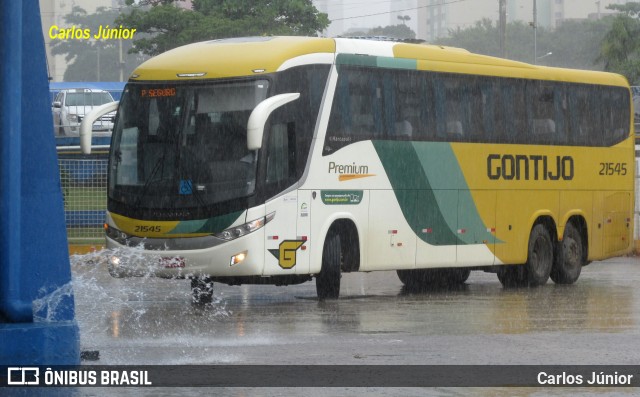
left=0, top=1, right=80, bottom=365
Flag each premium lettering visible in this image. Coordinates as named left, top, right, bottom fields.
left=328, top=161, right=369, bottom=175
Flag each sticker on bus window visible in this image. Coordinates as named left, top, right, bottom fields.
left=179, top=179, right=193, bottom=195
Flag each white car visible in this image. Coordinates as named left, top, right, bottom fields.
left=52, top=88, right=115, bottom=136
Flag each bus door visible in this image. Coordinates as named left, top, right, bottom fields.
left=262, top=122, right=310, bottom=275
left=296, top=189, right=313, bottom=274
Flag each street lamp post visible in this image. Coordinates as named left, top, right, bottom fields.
left=537, top=51, right=552, bottom=63
left=533, top=0, right=538, bottom=64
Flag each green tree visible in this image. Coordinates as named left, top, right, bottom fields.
left=50, top=6, right=147, bottom=81
left=117, top=0, right=330, bottom=57
left=342, top=24, right=416, bottom=40
left=598, top=2, right=640, bottom=84
left=368, top=24, right=416, bottom=40
left=539, top=18, right=612, bottom=70
left=435, top=18, right=614, bottom=71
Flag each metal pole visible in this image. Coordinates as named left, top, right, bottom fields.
left=499, top=0, right=507, bottom=58
left=119, top=38, right=123, bottom=82
left=533, top=0, right=537, bottom=64
left=97, top=43, right=101, bottom=82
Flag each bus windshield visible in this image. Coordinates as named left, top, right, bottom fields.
left=109, top=80, right=270, bottom=211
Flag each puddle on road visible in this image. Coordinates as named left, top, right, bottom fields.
left=31, top=251, right=640, bottom=365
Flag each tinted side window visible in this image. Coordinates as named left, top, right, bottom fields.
left=325, top=66, right=385, bottom=154
left=261, top=65, right=330, bottom=198
left=324, top=66, right=630, bottom=152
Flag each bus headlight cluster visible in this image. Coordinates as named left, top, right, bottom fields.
left=104, top=223, right=128, bottom=244
left=214, top=212, right=275, bottom=241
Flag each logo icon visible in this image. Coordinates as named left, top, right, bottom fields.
left=268, top=240, right=305, bottom=269
left=179, top=179, right=193, bottom=195
left=7, top=367, right=40, bottom=385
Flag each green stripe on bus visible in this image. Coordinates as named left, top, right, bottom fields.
left=336, top=53, right=377, bottom=67
left=168, top=210, right=244, bottom=234
left=412, top=142, right=497, bottom=245
left=372, top=141, right=497, bottom=246
left=377, top=57, right=417, bottom=70
left=372, top=140, right=461, bottom=245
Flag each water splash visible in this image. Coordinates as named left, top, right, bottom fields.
left=32, top=247, right=233, bottom=364
left=33, top=281, right=74, bottom=322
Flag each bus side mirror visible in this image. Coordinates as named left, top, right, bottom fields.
left=52, top=101, right=62, bottom=108
left=80, top=101, right=119, bottom=154
left=247, top=93, right=300, bottom=150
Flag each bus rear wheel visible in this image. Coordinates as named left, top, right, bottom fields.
left=551, top=223, right=583, bottom=284
left=191, top=277, right=214, bottom=305
left=316, top=233, right=341, bottom=300
left=498, top=224, right=553, bottom=287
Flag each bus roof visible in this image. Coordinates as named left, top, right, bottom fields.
left=130, top=36, right=629, bottom=88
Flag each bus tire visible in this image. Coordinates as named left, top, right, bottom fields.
left=551, top=223, right=583, bottom=284
left=398, top=268, right=470, bottom=290
left=498, top=224, right=553, bottom=287
left=497, top=265, right=526, bottom=288
left=316, top=233, right=341, bottom=300
left=397, top=269, right=427, bottom=290
left=445, top=268, right=471, bottom=285
left=191, top=277, right=214, bottom=305
left=424, top=268, right=471, bottom=286
left=524, top=223, right=553, bottom=286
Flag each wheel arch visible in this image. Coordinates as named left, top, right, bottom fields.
left=531, top=212, right=558, bottom=243
left=312, top=213, right=362, bottom=274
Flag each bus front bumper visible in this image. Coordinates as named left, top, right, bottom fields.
left=105, top=230, right=265, bottom=279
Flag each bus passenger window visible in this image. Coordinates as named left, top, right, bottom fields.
left=530, top=83, right=557, bottom=144
left=325, top=67, right=383, bottom=154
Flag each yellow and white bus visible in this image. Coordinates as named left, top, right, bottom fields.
left=85, top=36, right=634, bottom=302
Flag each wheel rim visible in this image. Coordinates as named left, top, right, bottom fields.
left=531, top=235, right=551, bottom=277
left=564, top=237, right=580, bottom=270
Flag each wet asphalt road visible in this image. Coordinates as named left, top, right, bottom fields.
left=67, top=253, right=640, bottom=395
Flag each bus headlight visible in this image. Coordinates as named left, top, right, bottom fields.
left=105, top=223, right=128, bottom=244
left=214, top=212, right=275, bottom=241
left=110, top=256, right=122, bottom=267
left=230, top=251, right=248, bottom=266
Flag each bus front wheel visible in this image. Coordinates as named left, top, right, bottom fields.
left=551, top=223, right=583, bottom=284
left=316, top=233, right=341, bottom=300
left=191, top=277, right=214, bottom=305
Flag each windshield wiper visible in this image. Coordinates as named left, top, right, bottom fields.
left=133, top=146, right=169, bottom=210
